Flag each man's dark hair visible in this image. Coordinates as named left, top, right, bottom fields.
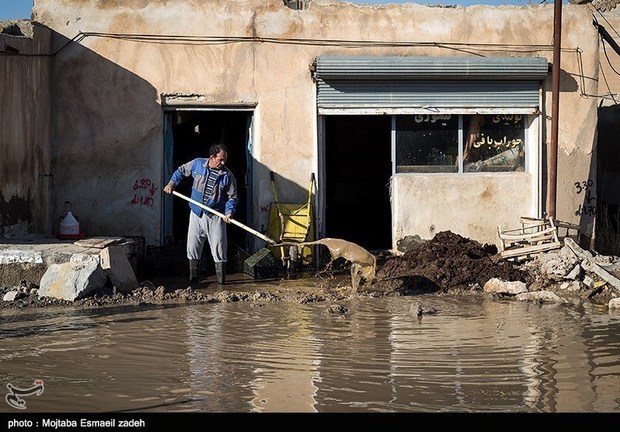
left=209, top=143, right=228, bottom=157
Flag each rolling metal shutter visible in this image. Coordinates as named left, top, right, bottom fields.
left=314, top=56, right=549, bottom=113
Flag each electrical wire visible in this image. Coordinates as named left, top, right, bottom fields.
left=2, top=29, right=564, bottom=57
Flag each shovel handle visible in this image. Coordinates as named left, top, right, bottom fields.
left=171, top=191, right=277, bottom=245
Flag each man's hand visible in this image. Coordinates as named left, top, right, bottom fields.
left=223, top=213, right=233, bottom=224
left=163, top=184, right=174, bottom=194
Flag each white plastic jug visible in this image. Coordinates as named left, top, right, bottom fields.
left=59, top=211, right=80, bottom=235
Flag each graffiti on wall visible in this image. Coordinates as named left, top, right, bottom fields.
left=574, top=179, right=596, bottom=216
left=131, top=178, right=158, bottom=208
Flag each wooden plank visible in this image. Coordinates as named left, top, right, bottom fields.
left=499, top=230, right=556, bottom=242
left=499, top=241, right=562, bottom=259
left=520, top=216, right=546, bottom=224
left=497, top=216, right=561, bottom=260
left=555, top=220, right=581, bottom=231
left=520, top=216, right=580, bottom=237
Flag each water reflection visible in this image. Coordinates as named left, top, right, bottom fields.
left=1, top=295, right=619, bottom=413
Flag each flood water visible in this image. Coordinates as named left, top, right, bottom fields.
left=1, top=292, right=620, bottom=415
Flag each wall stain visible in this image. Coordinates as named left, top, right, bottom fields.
left=0, top=193, right=32, bottom=229
left=480, top=184, right=494, bottom=203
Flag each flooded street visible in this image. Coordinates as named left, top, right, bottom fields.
left=1, top=291, right=620, bottom=414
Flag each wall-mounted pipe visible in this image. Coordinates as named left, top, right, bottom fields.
left=547, top=0, right=563, bottom=218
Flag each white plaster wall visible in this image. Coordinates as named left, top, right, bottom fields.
left=393, top=173, right=533, bottom=246
left=29, top=0, right=599, bottom=249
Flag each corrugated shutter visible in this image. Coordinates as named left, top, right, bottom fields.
left=314, top=56, right=549, bottom=111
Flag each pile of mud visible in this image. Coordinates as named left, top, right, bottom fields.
left=370, top=231, right=532, bottom=295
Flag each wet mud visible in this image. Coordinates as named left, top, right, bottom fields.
left=370, top=231, right=530, bottom=295
left=0, top=230, right=615, bottom=310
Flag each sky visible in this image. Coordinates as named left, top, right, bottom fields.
left=0, top=0, right=556, bottom=21
left=1, top=0, right=33, bottom=21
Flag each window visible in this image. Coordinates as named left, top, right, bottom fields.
left=396, top=114, right=459, bottom=173
left=395, top=114, right=526, bottom=174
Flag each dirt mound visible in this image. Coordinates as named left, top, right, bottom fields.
left=371, top=231, right=532, bottom=294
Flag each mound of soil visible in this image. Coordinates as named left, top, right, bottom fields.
left=371, top=231, right=532, bottom=295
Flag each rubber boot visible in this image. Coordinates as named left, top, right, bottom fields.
left=215, top=262, right=226, bottom=285
left=189, top=259, right=200, bottom=285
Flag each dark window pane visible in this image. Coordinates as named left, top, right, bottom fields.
left=463, top=114, right=526, bottom=172
left=395, top=114, right=459, bottom=173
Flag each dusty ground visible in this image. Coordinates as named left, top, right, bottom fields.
left=0, top=231, right=616, bottom=310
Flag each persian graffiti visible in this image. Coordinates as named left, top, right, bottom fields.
left=575, top=179, right=596, bottom=216
left=131, top=178, right=158, bottom=208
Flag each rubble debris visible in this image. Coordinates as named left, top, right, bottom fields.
left=516, top=290, right=567, bottom=304
left=565, top=237, right=620, bottom=291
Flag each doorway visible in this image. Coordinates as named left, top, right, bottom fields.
left=322, top=115, right=392, bottom=251
left=162, top=108, right=253, bottom=272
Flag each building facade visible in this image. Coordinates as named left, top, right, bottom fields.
left=0, top=0, right=603, bottom=260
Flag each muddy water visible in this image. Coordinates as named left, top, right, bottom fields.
left=1, top=294, right=619, bottom=414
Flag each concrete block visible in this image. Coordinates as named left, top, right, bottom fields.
left=99, top=245, right=138, bottom=293
left=39, top=260, right=108, bottom=301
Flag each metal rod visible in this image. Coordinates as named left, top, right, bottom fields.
left=548, top=0, right=562, bottom=218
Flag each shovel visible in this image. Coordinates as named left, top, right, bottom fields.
left=171, top=191, right=277, bottom=245
left=172, top=191, right=374, bottom=287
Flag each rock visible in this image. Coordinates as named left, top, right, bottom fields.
left=99, top=245, right=138, bottom=293
left=516, top=290, right=566, bottom=303
left=564, top=264, right=582, bottom=280
left=559, top=280, right=582, bottom=291
left=326, top=304, right=348, bottom=314
left=535, top=246, right=580, bottom=281
left=609, top=297, right=620, bottom=309
left=3, top=291, right=26, bottom=302
left=396, top=235, right=426, bottom=253
left=410, top=301, right=437, bottom=316
left=483, top=278, right=527, bottom=295
left=38, top=259, right=108, bottom=301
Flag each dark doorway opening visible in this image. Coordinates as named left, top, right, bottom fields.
left=164, top=109, right=252, bottom=274
left=596, top=105, right=620, bottom=256
left=324, top=115, right=392, bottom=251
